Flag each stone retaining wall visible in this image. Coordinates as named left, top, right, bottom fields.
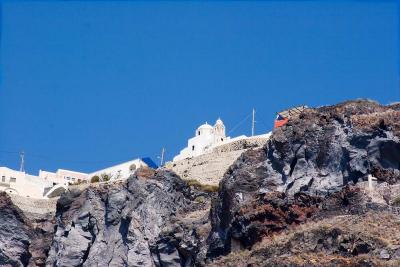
left=166, top=136, right=269, bottom=186
left=8, top=181, right=127, bottom=217
left=9, top=194, right=58, bottom=215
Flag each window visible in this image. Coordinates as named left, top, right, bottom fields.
left=72, top=178, right=76, bottom=182
left=10, top=177, right=16, bottom=183
left=66, top=176, right=71, bottom=180
left=198, top=131, right=200, bottom=135
left=192, top=145, right=195, bottom=151
left=1, top=176, right=5, bottom=182
left=221, top=138, right=223, bottom=141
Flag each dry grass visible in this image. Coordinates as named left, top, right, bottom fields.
left=136, top=166, right=156, bottom=179
left=185, top=179, right=219, bottom=193
left=256, top=211, right=400, bottom=252
left=351, top=110, right=400, bottom=136
left=209, top=211, right=400, bottom=266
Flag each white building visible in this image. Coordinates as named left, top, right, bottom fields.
left=0, top=167, right=53, bottom=198
left=88, top=157, right=158, bottom=181
left=173, top=118, right=273, bottom=162
left=0, top=157, right=158, bottom=199
left=173, top=118, right=231, bottom=161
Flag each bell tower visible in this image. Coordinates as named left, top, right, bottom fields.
left=214, top=118, right=226, bottom=143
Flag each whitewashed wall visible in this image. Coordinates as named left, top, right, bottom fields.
left=0, top=167, right=52, bottom=198
left=88, top=158, right=147, bottom=181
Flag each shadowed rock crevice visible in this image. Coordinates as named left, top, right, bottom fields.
left=119, top=217, right=131, bottom=244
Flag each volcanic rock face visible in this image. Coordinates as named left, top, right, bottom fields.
left=46, top=169, right=209, bottom=267
left=0, top=192, right=32, bottom=266
left=0, top=192, right=54, bottom=267
left=1, top=99, right=399, bottom=267
left=208, top=100, right=400, bottom=258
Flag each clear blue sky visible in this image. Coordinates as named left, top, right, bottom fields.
left=0, top=1, right=398, bottom=174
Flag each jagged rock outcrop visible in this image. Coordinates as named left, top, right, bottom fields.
left=0, top=192, right=54, bottom=267
left=46, top=168, right=211, bottom=267
left=0, top=192, right=32, bottom=266
left=208, top=100, right=400, bottom=258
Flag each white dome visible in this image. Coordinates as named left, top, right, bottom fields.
left=198, top=122, right=213, bottom=130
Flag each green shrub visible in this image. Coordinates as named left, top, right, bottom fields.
left=195, top=196, right=206, bottom=203
left=90, top=176, right=100, bottom=183
left=101, top=174, right=111, bottom=182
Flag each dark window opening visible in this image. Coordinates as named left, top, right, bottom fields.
left=192, top=145, right=195, bottom=151
left=198, top=131, right=200, bottom=135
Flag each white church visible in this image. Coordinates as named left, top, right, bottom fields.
left=173, top=116, right=272, bottom=162
left=173, top=118, right=231, bottom=161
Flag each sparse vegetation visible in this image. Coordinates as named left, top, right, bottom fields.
left=90, top=175, right=100, bottom=183
left=186, top=179, right=219, bottom=193
left=194, top=196, right=206, bottom=203
left=210, top=212, right=400, bottom=266
left=392, top=195, right=400, bottom=206
left=135, top=166, right=156, bottom=178
left=101, top=174, right=111, bottom=182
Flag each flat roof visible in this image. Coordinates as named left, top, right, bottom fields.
left=57, top=169, right=88, bottom=175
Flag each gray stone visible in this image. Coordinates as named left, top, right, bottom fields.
left=380, top=249, right=391, bottom=260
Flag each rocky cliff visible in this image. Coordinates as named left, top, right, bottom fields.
left=46, top=168, right=212, bottom=267
left=207, top=100, right=400, bottom=262
left=1, top=100, right=399, bottom=267
left=0, top=192, right=54, bottom=267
